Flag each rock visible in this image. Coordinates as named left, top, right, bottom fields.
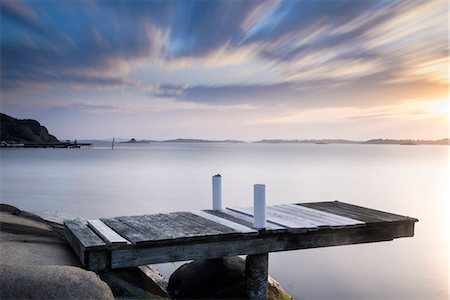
left=168, top=257, right=244, bottom=299
left=268, top=277, right=293, bottom=300
left=0, top=206, right=79, bottom=267
left=0, top=204, right=113, bottom=299
left=0, top=113, right=59, bottom=143
left=0, top=203, right=169, bottom=299
left=0, top=264, right=114, bottom=300
left=168, top=257, right=293, bottom=299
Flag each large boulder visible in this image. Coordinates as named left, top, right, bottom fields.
left=0, top=203, right=169, bottom=299
left=168, top=257, right=293, bottom=299
left=0, top=204, right=114, bottom=299
left=0, top=264, right=114, bottom=300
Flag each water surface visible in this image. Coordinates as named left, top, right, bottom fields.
left=1, top=143, right=448, bottom=300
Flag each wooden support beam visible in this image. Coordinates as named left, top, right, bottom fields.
left=106, top=222, right=404, bottom=270
left=246, top=253, right=268, bottom=300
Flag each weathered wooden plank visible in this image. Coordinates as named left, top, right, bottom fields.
left=119, top=215, right=178, bottom=242
left=228, top=206, right=316, bottom=232
left=204, top=210, right=255, bottom=229
left=274, top=204, right=365, bottom=228
left=64, top=223, right=87, bottom=266
left=192, top=210, right=258, bottom=234
left=328, top=202, right=403, bottom=222
left=105, top=212, right=253, bottom=246
left=299, top=202, right=418, bottom=238
left=145, top=213, right=204, bottom=238
left=300, top=202, right=417, bottom=223
left=146, top=212, right=222, bottom=238
left=173, top=212, right=231, bottom=235
left=269, top=206, right=330, bottom=228
left=284, top=204, right=365, bottom=227
left=101, top=217, right=153, bottom=245
left=331, top=202, right=417, bottom=222
left=299, top=202, right=383, bottom=223
left=207, top=209, right=287, bottom=232
left=133, top=214, right=191, bottom=241
left=124, top=212, right=242, bottom=244
left=87, top=219, right=130, bottom=246
left=109, top=222, right=402, bottom=268
left=179, top=211, right=238, bottom=234
left=64, top=220, right=106, bottom=250
left=271, top=205, right=337, bottom=228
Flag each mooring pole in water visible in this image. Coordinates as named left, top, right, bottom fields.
left=111, top=138, right=115, bottom=150
left=246, top=183, right=268, bottom=299
left=212, top=174, right=222, bottom=210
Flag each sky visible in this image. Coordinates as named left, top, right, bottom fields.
left=0, top=0, right=448, bottom=140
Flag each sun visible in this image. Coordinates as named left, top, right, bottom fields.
left=429, top=98, right=449, bottom=115
left=416, top=98, right=449, bottom=117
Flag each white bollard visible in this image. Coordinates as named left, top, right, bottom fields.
left=253, top=184, right=266, bottom=229
left=212, top=174, right=222, bottom=210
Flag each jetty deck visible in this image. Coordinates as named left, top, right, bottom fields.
left=64, top=201, right=417, bottom=272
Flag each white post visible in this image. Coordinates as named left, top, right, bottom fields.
left=212, top=174, right=222, bottom=210
left=253, top=184, right=266, bottom=229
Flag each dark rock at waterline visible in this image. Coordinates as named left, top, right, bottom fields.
left=168, top=257, right=293, bottom=299
left=168, top=257, right=244, bottom=299
left=0, top=113, right=59, bottom=143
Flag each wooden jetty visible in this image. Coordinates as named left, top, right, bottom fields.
left=65, top=201, right=417, bottom=299
left=64, top=176, right=417, bottom=299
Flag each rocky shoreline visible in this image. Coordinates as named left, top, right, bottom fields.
left=0, top=204, right=293, bottom=299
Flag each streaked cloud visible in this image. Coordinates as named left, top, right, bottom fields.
left=0, top=0, right=447, bottom=139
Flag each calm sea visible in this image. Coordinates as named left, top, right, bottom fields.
left=1, top=143, right=448, bottom=300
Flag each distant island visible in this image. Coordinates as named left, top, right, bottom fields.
left=119, top=138, right=245, bottom=143
left=254, top=139, right=359, bottom=144
left=253, top=138, right=449, bottom=145
left=120, top=138, right=153, bottom=143
left=162, top=138, right=245, bottom=143
left=362, top=138, right=449, bottom=145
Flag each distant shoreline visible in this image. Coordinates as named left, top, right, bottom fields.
left=85, top=138, right=450, bottom=146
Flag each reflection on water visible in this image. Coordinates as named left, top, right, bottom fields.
left=1, top=143, right=448, bottom=299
